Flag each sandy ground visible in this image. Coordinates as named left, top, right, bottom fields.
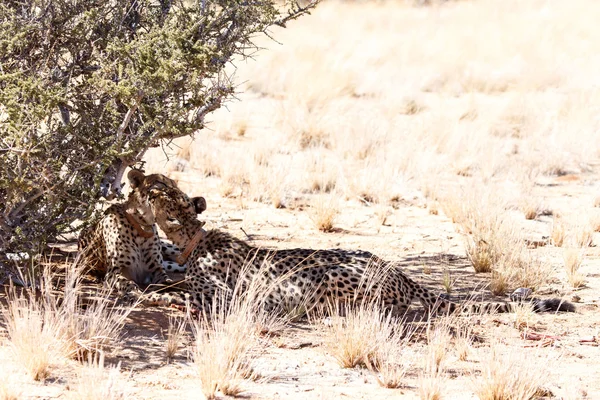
left=2, top=169, right=600, bottom=399
left=4, top=0, right=600, bottom=398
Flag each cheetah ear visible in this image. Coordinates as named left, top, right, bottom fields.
left=192, top=197, right=207, bottom=214
left=127, top=169, right=146, bottom=189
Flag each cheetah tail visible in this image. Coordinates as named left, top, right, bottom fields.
left=531, top=298, right=576, bottom=313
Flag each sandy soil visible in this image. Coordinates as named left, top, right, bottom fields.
left=4, top=0, right=600, bottom=398
left=3, top=169, right=600, bottom=399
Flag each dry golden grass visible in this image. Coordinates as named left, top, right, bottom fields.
left=510, top=302, right=536, bottom=331
left=497, top=249, right=550, bottom=293
left=418, top=369, right=444, bottom=400
left=563, top=247, right=586, bottom=288
left=553, top=217, right=594, bottom=249
left=322, top=261, right=416, bottom=376
left=374, top=205, right=391, bottom=226
left=310, top=195, right=339, bottom=232
left=144, top=0, right=600, bottom=209
left=400, top=97, right=425, bottom=115
left=324, top=299, right=414, bottom=389
left=441, top=190, right=552, bottom=292
left=0, top=372, right=19, bottom=400
left=473, top=345, right=550, bottom=400
left=520, top=197, right=544, bottom=220
left=572, top=223, right=594, bottom=248
left=0, top=265, right=132, bottom=380
left=67, top=354, right=128, bottom=400
left=0, top=386, right=18, bottom=400
left=428, top=201, right=439, bottom=216
left=165, top=315, right=186, bottom=363
left=441, top=269, right=454, bottom=295
left=2, top=290, right=68, bottom=380
left=190, top=261, right=289, bottom=399
left=591, top=213, right=600, bottom=232
left=465, top=237, right=497, bottom=274
left=551, top=218, right=566, bottom=247
left=426, top=321, right=452, bottom=375
left=191, top=313, right=254, bottom=399
left=324, top=303, right=392, bottom=369
left=370, top=341, right=414, bottom=389
left=60, top=266, right=132, bottom=360
left=489, top=270, right=510, bottom=296
left=442, top=193, right=508, bottom=274
left=454, top=324, right=472, bottom=362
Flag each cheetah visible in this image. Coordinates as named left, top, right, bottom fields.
left=138, top=175, right=574, bottom=316
left=77, top=170, right=200, bottom=301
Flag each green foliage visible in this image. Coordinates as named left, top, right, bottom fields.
left=0, top=0, right=318, bottom=258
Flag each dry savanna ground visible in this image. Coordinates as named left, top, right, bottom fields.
left=3, top=0, right=600, bottom=398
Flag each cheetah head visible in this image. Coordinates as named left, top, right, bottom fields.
left=126, top=170, right=182, bottom=226
left=130, top=171, right=207, bottom=244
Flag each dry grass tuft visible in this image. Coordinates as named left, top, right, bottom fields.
left=61, top=266, right=132, bottom=360
left=466, top=236, right=499, bottom=274
left=366, top=313, right=416, bottom=389
left=520, top=197, right=543, bottom=220
left=428, top=201, right=439, bottom=216
left=572, top=224, right=594, bottom=248
left=445, top=194, right=508, bottom=274
left=446, top=190, right=551, bottom=291
left=0, top=385, right=19, bottom=400
left=0, top=353, right=22, bottom=399
left=310, top=175, right=336, bottom=194
left=323, top=263, right=413, bottom=387
left=191, top=305, right=258, bottom=399
left=441, top=269, right=454, bottom=295
left=192, top=315, right=253, bottom=400
left=474, top=345, right=550, bottom=400
left=426, top=321, right=452, bottom=375
left=553, top=217, right=593, bottom=249
left=497, top=249, right=550, bottom=293
left=418, top=369, right=444, bottom=400
left=511, top=302, right=536, bottom=331
left=2, top=291, right=68, bottom=381
left=324, top=304, right=390, bottom=369
left=310, top=195, right=339, bottom=232
left=400, top=98, right=425, bottom=115
left=563, top=247, right=586, bottom=288
left=190, top=261, right=287, bottom=399
left=67, top=354, right=128, bottom=400
left=590, top=213, right=600, bottom=232
left=233, top=119, right=248, bottom=137
left=165, top=315, right=186, bottom=363
left=489, top=270, right=510, bottom=296
left=0, top=374, right=19, bottom=400
left=1, top=265, right=132, bottom=380
left=454, top=324, right=472, bottom=362
left=551, top=218, right=566, bottom=247
left=374, top=205, right=391, bottom=226
left=370, top=341, right=414, bottom=389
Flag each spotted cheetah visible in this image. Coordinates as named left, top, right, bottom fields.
left=77, top=170, right=200, bottom=301
left=138, top=176, right=574, bottom=316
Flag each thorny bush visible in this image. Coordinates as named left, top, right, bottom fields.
left=0, top=0, right=318, bottom=264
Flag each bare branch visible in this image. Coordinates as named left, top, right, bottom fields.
left=115, top=92, right=143, bottom=142
left=273, top=0, right=321, bottom=28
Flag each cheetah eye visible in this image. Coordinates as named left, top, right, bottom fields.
left=167, top=217, right=178, bottom=222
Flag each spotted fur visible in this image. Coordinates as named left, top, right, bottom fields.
left=135, top=174, right=574, bottom=316
left=77, top=171, right=182, bottom=301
